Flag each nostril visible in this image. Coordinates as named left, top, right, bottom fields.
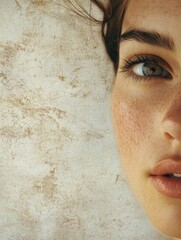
left=164, top=132, right=174, bottom=141
left=162, top=119, right=181, bottom=143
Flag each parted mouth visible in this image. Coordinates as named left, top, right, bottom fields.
left=150, top=156, right=181, bottom=178
left=150, top=156, right=181, bottom=198
left=163, top=173, right=181, bottom=178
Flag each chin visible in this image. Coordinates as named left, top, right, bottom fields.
left=145, top=200, right=181, bottom=239
left=128, top=179, right=181, bottom=240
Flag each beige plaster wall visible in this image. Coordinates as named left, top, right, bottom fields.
left=0, top=0, right=167, bottom=239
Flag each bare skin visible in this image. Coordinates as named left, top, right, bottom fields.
left=111, top=0, right=181, bottom=239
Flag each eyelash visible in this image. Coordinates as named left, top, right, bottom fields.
left=119, top=55, right=173, bottom=81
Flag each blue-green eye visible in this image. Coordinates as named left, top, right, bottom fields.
left=120, top=55, right=173, bottom=81
left=133, top=62, right=171, bottom=78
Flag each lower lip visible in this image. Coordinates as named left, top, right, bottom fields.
left=151, top=176, right=181, bottom=198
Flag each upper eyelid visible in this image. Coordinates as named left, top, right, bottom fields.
left=125, top=57, right=166, bottom=72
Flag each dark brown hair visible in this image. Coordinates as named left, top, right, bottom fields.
left=65, top=0, right=129, bottom=71
left=94, top=0, right=129, bottom=71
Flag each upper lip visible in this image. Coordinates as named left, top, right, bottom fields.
left=150, top=156, right=181, bottom=176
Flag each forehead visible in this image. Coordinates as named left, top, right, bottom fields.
left=123, top=0, right=181, bottom=32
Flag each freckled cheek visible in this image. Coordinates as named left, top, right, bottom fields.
left=111, top=93, right=149, bottom=155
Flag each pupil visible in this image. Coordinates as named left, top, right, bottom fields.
left=143, top=63, right=162, bottom=77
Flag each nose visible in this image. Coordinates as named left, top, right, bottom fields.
left=161, top=91, right=181, bottom=146
left=162, top=118, right=181, bottom=142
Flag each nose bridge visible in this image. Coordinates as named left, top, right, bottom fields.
left=164, top=86, right=181, bottom=123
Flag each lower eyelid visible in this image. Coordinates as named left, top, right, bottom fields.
left=123, top=71, right=152, bottom=82
left=126, top=71, right=162, bottom=82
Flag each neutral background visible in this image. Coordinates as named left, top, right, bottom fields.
left=0, top=0, right=168, bottom=239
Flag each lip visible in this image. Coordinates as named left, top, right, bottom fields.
left=150, top=158, right=181, bottom=198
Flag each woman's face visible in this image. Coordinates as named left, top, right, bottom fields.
left=111, top=0, right=181, bottom=239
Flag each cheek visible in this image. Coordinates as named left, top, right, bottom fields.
left=111, top=91, right=151, bottom=159
left=111, top=90, right=153, bottom=190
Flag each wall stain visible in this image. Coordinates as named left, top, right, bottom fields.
left=23, top=32, right=44, bottom=39
left=0, top=126, right=33, bottom=139
left=1, top=97, right=67, bottom=139
left=14, top=0, right=22, bottom=10
left=3, top=42, right=26, bottom=54
left=59, top=75, right=65, bottom=81
left=30, top=0, right=52, bottom=6
left=2, top=97, right=66, bottom=119
left=83, top=130, right=104, bottom=141
left=0, top=72, right=7, bottom=80
left=70, top=79, right=79, bottom=88
left=62, top=217, right=81, bottom=227
left=0, top=42, right=30, bottom=92
left=34, top=122, right=73, bottom=167
left=71, top=90, right=90, bottom=99
left=33, top=168, right=57, bottom=200
left=115, top=174, right=120, bottom=184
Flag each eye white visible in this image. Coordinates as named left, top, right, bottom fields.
left=132, top=63, right=145, bottom=76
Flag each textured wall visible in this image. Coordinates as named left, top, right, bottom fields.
left=0, top=1, right=167, bottom=239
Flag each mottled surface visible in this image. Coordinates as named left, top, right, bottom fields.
left=0, top=1, right=167, bottom=239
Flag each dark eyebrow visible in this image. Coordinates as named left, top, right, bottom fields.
left=120, top=29, right=175, bottom=51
